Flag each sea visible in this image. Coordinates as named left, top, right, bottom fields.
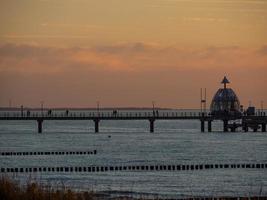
left=0, top=109, right=267, bottom=199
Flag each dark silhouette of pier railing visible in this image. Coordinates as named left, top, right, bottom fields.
left=0, top=111, right=266, bottom=133
left=0, top=111, right=207, bottom=118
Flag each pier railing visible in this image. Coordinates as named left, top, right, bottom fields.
left=1, top=110, right=266, bottom=119
left=0, top=111, right=212, bottom=118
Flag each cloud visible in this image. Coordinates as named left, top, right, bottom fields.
left=1, top=34, right=92, bottom=39
left=0, top=42, right=267, bottom=108
left=146, top=0, right=267, bottom=13
left=156, top=0, right=267, bottom=4
left=182, top=17, right=228, bottom=22
left=258, top=45, right=267, bottom=55
left=40, top=23, right=103, bottom=31
left=92, top=42, right=159, bottom=54
left=0, top=43, right=266, bottom=75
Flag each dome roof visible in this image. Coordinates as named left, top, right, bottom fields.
left=210, top=77, right=241, bottom=115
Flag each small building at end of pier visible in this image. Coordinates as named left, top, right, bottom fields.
left=210, top=76, right=241, bottom=117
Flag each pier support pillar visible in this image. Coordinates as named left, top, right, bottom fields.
left=262, top=124, right=266, bottom=132
left=223, top=120, right=228, bottom=132
left=37, top=119, right=43, bottom=133
left=230, top=123, right=236, bottom=132
left=94, top=119, right=99, bottom=133
left=149, top=119, right=155, bottom=133
left=208, top=121, right=212, bottom=132
left=243, top=123, right=248, bottom=132
left=201, top=120, right=205, bottom=132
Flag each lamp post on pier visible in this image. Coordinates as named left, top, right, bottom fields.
left=200, top=88, right=207, bottom=116
left=97, top=101, right=100, bottom=117
left=9, top=99, right=12, bottom=109
left=40, top=101, right=44, bottom=116
left=20, top=105, right=23, bottom=117
left=152, top=101, right=155, bottom=116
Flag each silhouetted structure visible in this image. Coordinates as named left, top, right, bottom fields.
left=0, top=77, right=266, bottom=133
left=210, top=76, right=241, bottom=117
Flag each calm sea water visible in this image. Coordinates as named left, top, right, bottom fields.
left=0, top=110, right=267, bottom=198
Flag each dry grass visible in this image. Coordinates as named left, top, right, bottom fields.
left=0, top=176, right=266, bottom=200
left=0, top=176, right=97, bottom=200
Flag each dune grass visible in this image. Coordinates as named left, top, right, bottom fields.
left=0, top=176, right=97, bottom=200
left=0, top=176, right=266, bottom=200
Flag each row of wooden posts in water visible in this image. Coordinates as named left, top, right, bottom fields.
left=1, top=163, right=266, bottom=173
left=0, top=150, right=97, bottom=156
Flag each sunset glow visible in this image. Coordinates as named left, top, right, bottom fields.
left=0, top=0, right=267, bottom=108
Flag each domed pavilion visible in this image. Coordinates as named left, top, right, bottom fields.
left=210, top=76, right=241, bottom=116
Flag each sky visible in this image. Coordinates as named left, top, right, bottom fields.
left=0, top=0, right=267, bottom=108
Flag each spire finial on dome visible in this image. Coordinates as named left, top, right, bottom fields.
left=221, top=76, right=230, bottom=89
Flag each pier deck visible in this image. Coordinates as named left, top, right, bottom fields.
left=0, top=111, right=266, bottom=133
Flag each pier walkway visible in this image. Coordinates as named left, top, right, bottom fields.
left=0, top=111, right=266, bottom=133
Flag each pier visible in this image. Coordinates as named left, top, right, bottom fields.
left=0, top=77, right=266, bottom=133
left=0, top=111, right=266, bottom=133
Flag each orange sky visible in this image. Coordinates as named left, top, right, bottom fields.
left=0, top=0, right=267, bottom=108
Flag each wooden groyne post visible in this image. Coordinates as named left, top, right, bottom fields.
left=37, top=119, right=43, bottom=133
